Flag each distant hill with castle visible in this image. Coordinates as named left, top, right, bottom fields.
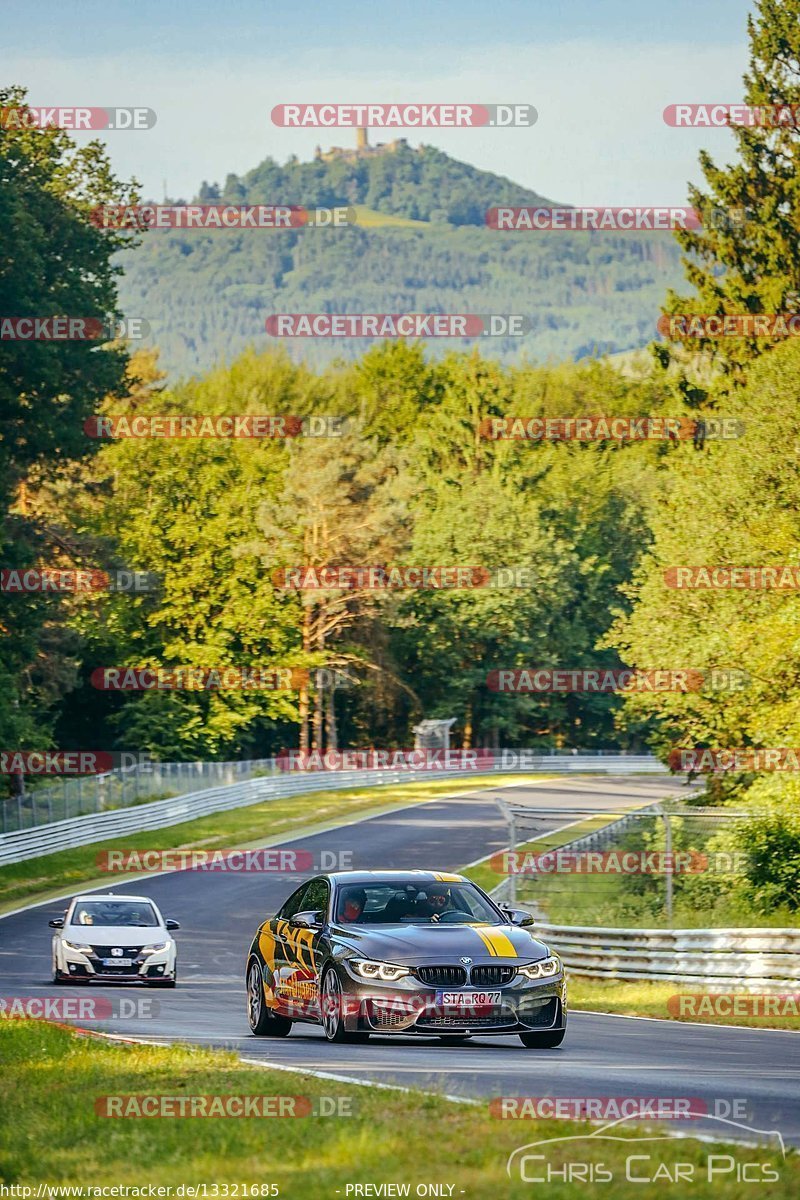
left=121, top=141, right=684, bottom=379
left=195, top=136, right=554, bottom=224
left=315, top=127, right=409, bottom=163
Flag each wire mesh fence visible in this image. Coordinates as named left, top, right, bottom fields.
left=0, top=748, right=660, bottom=835
left=0, top=758, right=279, bottom=834
left=493, top=799, right=766, bottom=928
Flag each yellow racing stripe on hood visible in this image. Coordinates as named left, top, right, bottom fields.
left=470, top=926, right=498, bottom=956
left=474, top=925, right=518, bottom=957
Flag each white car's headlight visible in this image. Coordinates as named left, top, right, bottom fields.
left=351, top=959, right=411, bottom=982
left=141, top=942, right=169, bottom=955
left=518, top=955, right=561, bottom=980
left=63, top=940, right=93, bottom=953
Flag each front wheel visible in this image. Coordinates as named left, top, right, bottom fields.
left=519, top=1028, right=565, bottom=1048
left=321, top=967, right=362, bottom=1043
left=247, top=960, right=292, bottom=1037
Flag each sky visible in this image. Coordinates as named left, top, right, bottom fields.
left=5, top=0, right=756, bottom=205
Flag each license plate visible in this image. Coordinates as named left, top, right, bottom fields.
left=437, top=990, right=502, bottom=1006
left=102, top=957, right=132, bottom=966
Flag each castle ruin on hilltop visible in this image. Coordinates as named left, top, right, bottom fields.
left=315, top=127, right=409, bottom=163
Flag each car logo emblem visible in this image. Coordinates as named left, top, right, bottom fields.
left=111, top=947, right=123, bottom=956
left=460, top=957, right=472, bottom=965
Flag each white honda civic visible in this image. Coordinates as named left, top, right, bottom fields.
left=50, top=893, right=179, bottom=987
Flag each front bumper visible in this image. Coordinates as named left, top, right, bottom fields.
left=59, top=943, right=174, bottom=982
left=337, top=962, right=567, bottom=1035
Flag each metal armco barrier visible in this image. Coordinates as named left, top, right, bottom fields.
left=0, top=753, right=665, bottom=866
left=531, top=922, right=800, bottom=989
left=0, top=757, right=277, bottom=834
left=0, top=768, right=409, bottom=866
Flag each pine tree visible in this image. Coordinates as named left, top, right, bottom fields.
left=658, top=0, right=800, bottom=381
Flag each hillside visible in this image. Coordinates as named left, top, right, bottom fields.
left=201, top=142, right=557, bottom=224
left=116, top=144, right=685, bottom=378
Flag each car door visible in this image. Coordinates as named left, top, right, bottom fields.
left=274, top=876, right=330, bottom=1020
left=258, top=881, right=310, bottom=1014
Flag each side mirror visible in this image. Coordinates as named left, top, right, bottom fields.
left=504, top=907, right=535, bottom=928
left=49, top=918, right=64, bottom=929
left=165, top=918, right=180, bottom=931
left=290, top=909, right=323, bottom=929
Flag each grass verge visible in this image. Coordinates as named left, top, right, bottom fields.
left=0, top=773, right=551, bottom=914
left=568, top=978, right=800, bottom=1031
left=0, top=1020, right=794, bottom=1195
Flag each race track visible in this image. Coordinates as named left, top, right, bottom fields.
left=1, top=775, right=797, bottom=1147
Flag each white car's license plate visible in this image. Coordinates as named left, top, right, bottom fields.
left=437, top=990, right=502, bottom=1006
left=102, top=957, right=132, bottom=966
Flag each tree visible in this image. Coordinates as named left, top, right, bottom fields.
left=397, top=354, right=661, bottom=748
left=58, top=351, right=319, bottom=758
left=658, top=0, right=800, bottom=381
left=608, top=339, right=800, bottom=769
left=0, top=85, right=137, bottom=507
left=256, top=428, right=409, bottom=751
left=0, top=85, right=137, bottom=750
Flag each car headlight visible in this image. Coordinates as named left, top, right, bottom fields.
left=63, top=940, right=93, bottom=953
left=518, top=955, right=561, bottom=980
left=141, top=942, right=169, bottom=954
left=351, top=958, right=411, bottom=982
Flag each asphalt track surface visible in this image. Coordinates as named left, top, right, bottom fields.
left=1, top=775, right=798, bottom=1148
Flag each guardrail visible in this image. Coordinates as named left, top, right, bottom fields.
left=6, top=751, right=789, bottom=989
left=1, top=751, right=664, bottom=835
left=531, top=922, right=800, bottom=989
left=496, top=796, right=669, bottom=906
left=0, top=767, right=410, bottom=867
left=1, top=757, right=279, bottom=833
left=6, top=753, right=789, bottom=988
left=0, top=753, right=665, bottom=865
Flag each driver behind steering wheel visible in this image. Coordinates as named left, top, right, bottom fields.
left=417, top=884, right=451, bottom=922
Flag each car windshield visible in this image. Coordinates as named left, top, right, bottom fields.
left=70, top=901, right=159, bottom=927
left=334, top=880, right=502, bottom=925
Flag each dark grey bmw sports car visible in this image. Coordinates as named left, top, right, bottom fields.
left=246, top=870, right=567, bottom=1046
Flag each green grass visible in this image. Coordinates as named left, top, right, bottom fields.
left=568, top=978, right=800, bottom=1031
left=462, top=802, right=797, bottom=930
left=11, top=773, right=795, bottom=1035
left=0, top=773, right=552, bottom=913
left=1, top=1020, right=794, bottom=1195
left=513, top=834, right=797, bottom=931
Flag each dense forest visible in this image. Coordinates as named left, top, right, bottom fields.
left=116, top=147, right=684, bottom=379
left=3, top=322, right=685, bottom=758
